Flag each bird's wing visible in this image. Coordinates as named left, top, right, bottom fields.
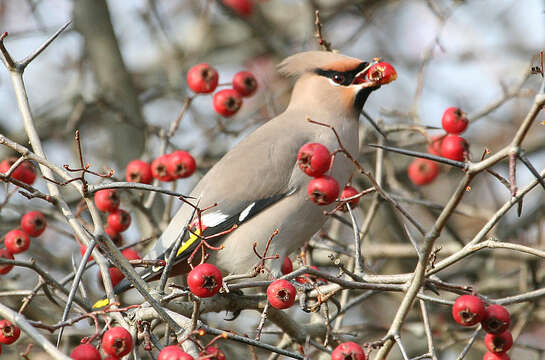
left=139, top=110, right=312, bottom=278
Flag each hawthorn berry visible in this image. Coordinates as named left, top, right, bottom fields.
left=187, top=63, right=219, bottom=94
left=0, top=320, right=21, bottom=345
left=94, top=189, right=120, bottom=213
left=121, top=248, right=141, bottom=261
left=483, top=352, right=510, bottom=360
left=408, top=158, right=440, bottom=186
left=307, top=175, right=339, bottom=205
left=485, top=331, right=513, bottom=353
left=233, top=71, right=258, bottom=97
left=102, top=326, right=133, bottom=358
left=70, top=343, right=101, bottom=360
left=452, top=295, right=485, bottom=326
left=126, top=159, right=153, bottom=184
left=427, top=135, right=443, bottom=156
left=0, top=157, right=37, bottom=185
left=200, top=345, right=226, bottom=360
left=331, top=342, right=366, bottom=360
left=222, top=0, right=253, bottom=16
left=213, top=89, right=243, bottom=117
left=281, top=256, right=293, bottom=275
left=105, top=225, right=123, bottom=246
left=167, top=150, right=196, bottom=179
left=187, top=263, right=223, bottom=298
left=152, top=154, right=174, bottom=182
left=297, top=143, right=331, bottom=177
left=0, top=249, right=15, bottom=275
left=158, top=345, right=194, bottom=360
left=267, top=279, right=296, bottom=309
left=340, top=185, right=359, bottom=209
left=99, top=266, right=125, bottom=287
left=441, top=134, right=468, bottom=162
left=21, top=211, right=47, bottom=237
left=482, top=304, right=511, bottom=334
left=367, top=62, right=397, bottom=85
left=4, top=229, right=30, bottom=254
left=441, top=107, right=468, bottom=134
left=107, top=209, right=131, bottom=233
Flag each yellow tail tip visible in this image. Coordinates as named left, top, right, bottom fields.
left=93, top=298, right=110, bottom=309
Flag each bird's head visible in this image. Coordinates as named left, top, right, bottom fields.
left=278, top=51, right=380, bottom=116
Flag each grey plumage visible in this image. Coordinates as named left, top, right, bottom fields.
left=143, top=51, right=378, bottom=279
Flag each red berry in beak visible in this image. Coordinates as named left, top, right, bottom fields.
left=367, top=62, right=397, bottom=85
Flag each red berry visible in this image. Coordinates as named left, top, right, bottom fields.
left=100, top=267, right=125, bottom=287
left=408, top=158, right=440, bottom=186
left=70, top=343, right=101, bottom=360
left=152, top=154, right=174, bottom=182
left=267, top=279, right=296, bottom=309
left=94, top=189, right=120, bottom=213
left=485, top=331, right=513, bottom=353
left=281, top=256, right=293, bottom=275
left=213, top=89, right=243, bottom=117
left=122, top=248, right=141, bottom=261
left=452, top=295, right=485, bottom=326
left=0, top=320, right=20, bottom=344
left=167, top=150, right=196, bottom=179
left=21, top=211, right=47, bottom=237
left=187, top=63, right=219, bottom=94
left=187, top=263, right=223, bottom=298
left=297, top=143, right=331, bottom=177
left=232, top=71, right=258, bottom=97
left=80, top=244, right=94, bottom=262
left=222, top=0, right=253, bottom=16
left=441, top=107, right=468, bottom=134
left=427, top=135, right=443, bottom=156
left=367, top=62, right=397, bottom=85
left=107, top=209, right=131, bottom=233
left=105, top=225, right=123, bottom=246
left=340, top=185, right=359, bottom=209
left=158, top=345, right=194, bottom=360
left=126, top=160, right=153, bottom=184
left=331, top=342, right=366, bottom=360
left=0, top=157, right=37, bottom=185
left=483, top=352, right=510, bottom=360
left=307, top=175, right=339, bottom=205
left=4, top=229, right=30, bottom=254
left=0, top=249, right=14, bottom=275
left=441, top=134, right=468, bottom=162
left=0, top=344, right=2, bottom=356
left=482, top=304, right=510, bottom=334
left=200, top=345, right=226, bottom=360
left=102, top=326, right=133, bottom=357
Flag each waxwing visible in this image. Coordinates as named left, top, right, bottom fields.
left=115, top=51, right=381, bottom=292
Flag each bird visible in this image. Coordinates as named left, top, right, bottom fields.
left=114, top=51, right=381, bottom=294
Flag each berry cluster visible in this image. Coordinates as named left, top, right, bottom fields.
left=70, top=326, right=133, bottom=359
left=408, top=107, right=470, bottom=186
left=297, top=143, right=339, bottom=205
left=452, top=295, right=513, bottom=359
left=0, top=157, right=37, bottom=185
left=187, top=63, right=258, bottom=117
left=151, top=150, right=196, bottom=182
left=1, top=211, right=47, bottom=276
left=0, top=319, right=21, bottom=356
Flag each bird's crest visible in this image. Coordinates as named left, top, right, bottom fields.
left=278, top=51, right=363, bottom=78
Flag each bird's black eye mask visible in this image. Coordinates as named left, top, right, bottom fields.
left=314, top=62, right=369, bottom=86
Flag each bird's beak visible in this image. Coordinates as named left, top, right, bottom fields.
left=350, top=62, right=380, bottom=92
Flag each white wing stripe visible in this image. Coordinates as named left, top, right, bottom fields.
left=239, top=203, right=256, bottom=222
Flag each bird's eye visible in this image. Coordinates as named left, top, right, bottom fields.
left=333, top=74, right=345, bottom=84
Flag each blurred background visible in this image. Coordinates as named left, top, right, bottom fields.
left=0, top=0, right=544, bottom=359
